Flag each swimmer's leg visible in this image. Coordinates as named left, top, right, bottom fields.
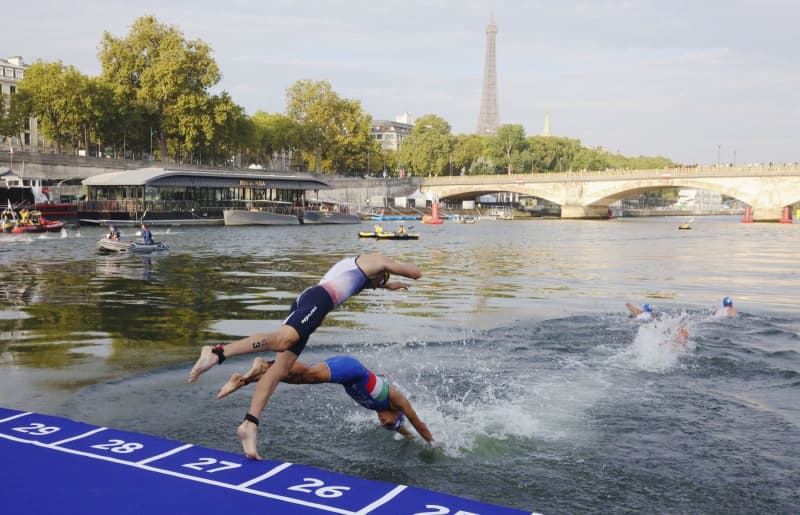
left=217, top=358, right=271, bottom=399
left=238, top=414, right=261, bottom=460
left=188, top=345, right=221, bottom=383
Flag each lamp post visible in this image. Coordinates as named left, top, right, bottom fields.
left=149, top=128, right=154, bottom=162
left=717, top=144, right=721, bottom=168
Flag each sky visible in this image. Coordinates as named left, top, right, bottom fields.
left=4, top=0, right=799, bottom=165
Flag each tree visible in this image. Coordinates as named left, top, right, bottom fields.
left=453, top=134, right=490, bottom=175
left=16, top=61, right=88, bottom=154
left=286, top=79, right=374, bottom=174
left=248, top=111, right=302, bottom=169
left=489, top=124, right=529, bottom=174
left=396, top=114, right=452, bottom=176
left=98, top=15, right=221, bottom=162
left=528, top=136, right=582, bottom=172
left=571, top=147, right=610, bottom=171
left=0, top=89, right=32, bottom=148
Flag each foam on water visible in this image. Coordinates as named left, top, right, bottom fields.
left=613, top=313, right=694, bottom=372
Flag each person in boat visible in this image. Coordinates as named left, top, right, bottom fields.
left=107, top=225, right=121, bottom=241
left=397, top=224, right=407, bottom=235
left=1, top=209, right=15, bottom=232
left=626, top=302, right=653, bottom=320
left=373, top=222, right=383, bottom=234
left=19, top=208, right=30, bottom=225
left=717, top=297, right=737, bottom=317
left=140, top=223, right=154, bottom=244
left=188, top=252, right=423, bottom=460
left=217, top=355, right=433, bottom=444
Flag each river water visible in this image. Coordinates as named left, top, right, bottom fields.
left=1, top=217, right=798, bottom=514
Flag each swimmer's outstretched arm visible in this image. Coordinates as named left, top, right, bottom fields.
left=389, top=388, right=433, bottom=443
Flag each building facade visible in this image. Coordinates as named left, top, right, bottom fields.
left=370, top=113, right=414, bottom=152
left=1, top=56, right=48, bottom=152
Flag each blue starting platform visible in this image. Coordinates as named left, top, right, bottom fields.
left=0, top=407, right=535, bottom=515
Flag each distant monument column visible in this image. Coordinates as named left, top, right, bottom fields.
left=542, top=112, right=552, bottom=137
left=477, top=17, right=499, bottom=134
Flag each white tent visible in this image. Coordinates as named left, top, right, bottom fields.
left=406, top=189, right=432, bottom=201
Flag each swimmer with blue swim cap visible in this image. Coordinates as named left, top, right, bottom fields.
left=721, top=297, right=737, bottom=317
left=217, top=355, right=433, bottom=445
left=626, top=302, right=654, bottom=320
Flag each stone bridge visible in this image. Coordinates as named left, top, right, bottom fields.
left=420, top=165, right=800, bottom=222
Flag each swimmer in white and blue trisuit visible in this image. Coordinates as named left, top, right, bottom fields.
left=217, top=355, right=434, bottom=444
left=626, top=302, right=653, bottom=320
left=188, top=253, right=422, bottom=460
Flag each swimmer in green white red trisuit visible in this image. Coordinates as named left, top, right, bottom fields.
left=217, top=355, right=433, bottom=444
left=188, top=253, right=422, bottom=460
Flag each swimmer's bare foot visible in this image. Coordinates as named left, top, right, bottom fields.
left=240, top=357, right=271, bottom=383
left=217, top=373, right=246, bottom=399
left=238, top=416, right=262, bottom=460
left=188, top=345, right=219, bottom=383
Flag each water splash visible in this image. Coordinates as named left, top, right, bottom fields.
left=617, top=313, right=694, bottom=372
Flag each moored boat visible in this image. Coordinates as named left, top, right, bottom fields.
left=223, top=208, right=300, bottom=226
left=302, top=201, right=361, bottom=224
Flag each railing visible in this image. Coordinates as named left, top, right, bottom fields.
left=422, top=164, right=800, bottom=185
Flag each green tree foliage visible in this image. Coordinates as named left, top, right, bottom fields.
left=606, top=153, right=676, bottom=169
left=489, top=124, right=531, bottom=174
left=286, top=80, right=374, bottom=174
left=571, top=147, right=610, bottom=171
left=396, top=114, right=452, bottom=176
left=98, top=15, right=224, bottom=162
left=0, top=89, right=32, bottom=147
left=247, top=111, right=302, bottom=169
left=16, top=61, right=89, bottom=154
left=527, top=136, right=582, bottom=172
left=453, top=134, right=490, bottom=175
left=469, top=156, right=495, bottom=175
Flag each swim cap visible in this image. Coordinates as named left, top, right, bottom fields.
left=643, top=304, right=652, bottom=312
left=722, top=297, right=732, bottom=307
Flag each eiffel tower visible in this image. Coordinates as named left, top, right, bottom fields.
left=477, top=16, right=499, bottom=134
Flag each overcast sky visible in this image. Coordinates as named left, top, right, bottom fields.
left=4, top=0, right=799, bottom=165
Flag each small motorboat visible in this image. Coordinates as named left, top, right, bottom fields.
left=678, top=223, right=692, bottom=230
left=97, top=238, right=169, bottom=254
left=9, top=210, right=64, bottom=233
